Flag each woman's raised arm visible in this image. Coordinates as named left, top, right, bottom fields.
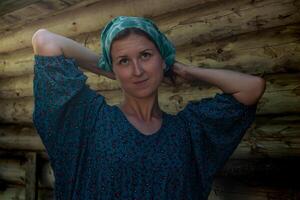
left=171, top=61, right=266, bottom=106
left=31, top=29, right=115, bottom=79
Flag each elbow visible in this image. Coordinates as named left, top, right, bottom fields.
left=254, top=77, right=266, bottom=99
left=233, top=76, right=266, bottom=106
left=248, top=77, right=266, bottom=106
left=32, top=29, right=49, bottom=50
left=31, top=29, right=62, bottom=56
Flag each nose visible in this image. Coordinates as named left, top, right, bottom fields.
left=132, top=60, right=144, bottom=76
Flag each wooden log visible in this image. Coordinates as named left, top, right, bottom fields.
left=0, top=154, right=54, bottom=188
left=37, top=160, right=54, bottom=189
left=69, top=0, right=300, bottom=51
left=0, top=125, right=43, bottom=150
left=0, top=186, right=53, bottom=200
left=0, top=150, right=48, bottom=170
left=231, top=114, right=300, bottom=159
left=25, top=152, right=37, bottom=200
left=0, top=72, right=120, bottom=99
left=209, top=177, right=300, bottom=200
left=0, top=49, right=34, bottom=78
left=1, top=72, right=300, bottom=123
left=217, top=158, right=300, bottom=184
left=0, top=0, right=101, bottom=32
left=0, top=96, right=33, bottom=124
left=176, top=24, right=300, bottom=75
left=158, top=0, right=300, bottom=47
left=0, top=0, right=213, bottom=53
left=0, top=159, right=25, bottom=185
left=0, top=0, right=39, bottom=16
left=1, top=0, right=300, bottom=55
left=3, top=128, right=60, bottom=151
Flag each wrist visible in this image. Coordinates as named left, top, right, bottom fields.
left=182, top=64, right=197, bottom=80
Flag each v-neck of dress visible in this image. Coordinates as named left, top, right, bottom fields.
left=113, top=105, right=166, bottom=138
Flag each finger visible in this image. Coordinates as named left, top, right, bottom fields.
left=162, top=77, right=173, bottom=85
left=103, top=72, right=116, bottom=80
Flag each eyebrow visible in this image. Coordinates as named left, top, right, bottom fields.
left=141, top=48, right=153, bottom=52
left=116, top=49, right=153, bottom=59
left=116, top=55, right=128, bottom=59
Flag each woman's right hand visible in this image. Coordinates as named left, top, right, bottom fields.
left=32, top=29, right=114, bottom=79
left=100, top=71, right=116, bottom=80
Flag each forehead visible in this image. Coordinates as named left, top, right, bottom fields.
left=110, top=34, right=157, bottom=57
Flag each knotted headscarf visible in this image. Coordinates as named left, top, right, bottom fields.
left=97, top=16, right=176, bottom=74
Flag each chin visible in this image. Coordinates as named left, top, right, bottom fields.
left=124, top=87, right=158, bottom=99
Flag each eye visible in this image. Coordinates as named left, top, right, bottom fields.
left=141, top=52, right=152, bottom=60
left=119, top=58, right=129, bottom=65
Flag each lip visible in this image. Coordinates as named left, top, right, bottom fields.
left=134, top=79, right=148, bottom=84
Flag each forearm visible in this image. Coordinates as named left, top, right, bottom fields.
left=51, top=31, right=102, bottom=74
left=185, top=66, right=266, bottom=105
left=32, top=29, right=103, bottom=75
left=186, top=66, right=255, bottom=93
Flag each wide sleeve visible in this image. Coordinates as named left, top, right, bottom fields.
left=177, top=92, right=257, bottom=197
left=32, top=54, right=106, bottom=171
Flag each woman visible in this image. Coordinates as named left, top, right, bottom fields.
left=32, top=16, right=265, bottom=199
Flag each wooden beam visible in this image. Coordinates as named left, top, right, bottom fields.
left=0, top=0, right=214, bottom=53
left=218, top=158, right=300, bottom=185
left=0, top=186, right=53, bottom=200
left=0, top=0, right=97, bottom=33
left=0, top=0, right=39, bottom=16
left=25, top=152, right=37, bottom=200
left=158, top=0, right=300, bottom=47
left=0, top=158, right=25, bottom=185
left=210, top=177, right=300, bottom=200
left=1, top=0, right=300, bottom=54
left=0, top=71, right=120, bottom=98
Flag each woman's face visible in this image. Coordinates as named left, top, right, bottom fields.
left=111, top=33, right=164, bottom=99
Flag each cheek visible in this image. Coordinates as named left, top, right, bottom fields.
left=146, top=55, right=164, bottom=71
left=149, top=59, right=164, bottom=78
left=113, top=68, right=131, bottom=87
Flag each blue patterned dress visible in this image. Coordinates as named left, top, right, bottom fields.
left=33, top=54, right=257, bottom=200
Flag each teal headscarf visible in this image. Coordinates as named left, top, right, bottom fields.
left=97, top=16, right=176, bottom=74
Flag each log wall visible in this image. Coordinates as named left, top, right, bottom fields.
left=0, top=0, right=299, bottom=199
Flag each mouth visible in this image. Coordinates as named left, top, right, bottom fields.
left=133, top=79, right=148, bottom=85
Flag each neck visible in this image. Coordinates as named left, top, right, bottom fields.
left=119, top=92, right=162, bottom=122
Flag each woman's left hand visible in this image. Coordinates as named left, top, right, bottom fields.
left=163, top=61, right=196, bottom=86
